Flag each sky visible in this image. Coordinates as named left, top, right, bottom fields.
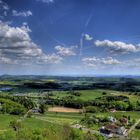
left=0, top=0, right=140, bottom=75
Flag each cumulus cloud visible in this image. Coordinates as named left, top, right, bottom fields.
left=84, top=34, right=93, bottom=41
left=36, top=0, right=54, bottom=3
left=0, top=21, right=62, bottom=65
left=12, top=10, right=32, bottom=17
left=82, top=56, right=121, bottom=68
left=95, top=40, right=140, bottom=54
left=55, top=45, right=76, bottom=56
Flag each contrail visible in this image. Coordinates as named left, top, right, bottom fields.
left=85, top=13, right=93, bottom=28
left=47, top=33, right=66, bottom=47
left=79, top=33, right=84, bottom=56
left=53, top=37, right=66, bottom=47
left=79, top=12, right=93, bottom=56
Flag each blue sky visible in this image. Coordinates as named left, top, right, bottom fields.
left=0, top=0, right=140, bottom=75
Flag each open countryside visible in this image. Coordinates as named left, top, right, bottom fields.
left=1, top=0, right=140, bottom=139
left=0, top=76, right=140, bottom=139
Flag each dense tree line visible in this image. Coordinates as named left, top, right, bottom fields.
left=0, top=94, right=36, bottom=109
left=0, top=98, right=26, bottom=115
left=45, top=95, right=140, bottom=111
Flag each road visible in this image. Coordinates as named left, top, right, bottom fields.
left=72, top=124, right=106, bottom=138
left=0, top=129, right=7, bottom=132
left=34, top=117, right=105, bottom=138
left=125, top=118, right=140, bottom=136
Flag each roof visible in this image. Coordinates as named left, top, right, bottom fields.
left=105, top=124, right=118, bottom=130
left=120, top=118, right=128, bottom=123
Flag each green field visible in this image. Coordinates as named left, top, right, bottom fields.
left=0, top=114, right=18, bottom=130
left=52, top=89, right=121, bottom=101
left=0, top=114, right=59, bottom=131
left=0, top=88, right=140, bottom=140
left=129, top=129, right=140, bottom=139
left=35, top=111, right=84, bottom=125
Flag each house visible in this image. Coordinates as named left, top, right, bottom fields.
left=72, top=124, right=82, bottom=129
left=110, top=108, right=117, bottom=113
left=108, top=116, right=117, bottom=123
left=105, top=124, right=118, bottom=133
left=104, top=124, right=127, bottom=135
left=100, top=126, right=113, bottom=138
left=120, top=117, right=128, bottom=125
left=31, top=108, right=40, bottom=113
left=117, top=126, right=127, bottom=135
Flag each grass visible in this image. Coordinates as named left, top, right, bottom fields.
left=110, top=91, right=140, bottom=103
left=129, top=129, right=140, bottom=139
left=22, top=117, right=60, bottom=130
left=51, top=89, right=139, bottom=101
left=0, top=111, right=140, bottom=139
left=0, top=114, right=59, bottom=131
left=0, top=114, right=62, bottom=139
left=94, top=111, right=140, bottom=120
left=0, top=89, right=140, bottom=139
left=0, top=114, right=18, bottom=130
left=34, top=111, right=84, bottom=125
left=52, top=89, right=116, bottom=101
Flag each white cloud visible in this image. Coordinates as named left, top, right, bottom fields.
left=95, top=40, right=140, bottom=54
left=55, top=45, right=76, bottom=56
left=0, top=21, right=62, bottom=65
left=82, top=56, right=121, bottom=68
left=84, top=34, right=93, bottom=41
left=38, top=53, right=63, bottom=64
left=36, top=0, right=54, bottom=3
left=12, top=10, right=32, bottom=17
left=0, top=0, right=9, bottom=18
left=22, top=22, right=28, bottom=26
left=123, top=58, right=140, bottom=68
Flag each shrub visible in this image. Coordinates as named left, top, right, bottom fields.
left=85, top=106, right=99, bottom=113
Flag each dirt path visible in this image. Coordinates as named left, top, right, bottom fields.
left=0, top=129, right=7, bottom=132
left=34, top=116, right=62, bottom=125
left=125, top=118, right=140, bottom=136
left=35, top=116, right=105, bottom=138
left=16, top=110, right=31, bottom=122
left=72, top=124, right=106, bottom=138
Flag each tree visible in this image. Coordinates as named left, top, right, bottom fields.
left=128, top=101, right=137, bottom=111
left=102, top=92, right=107, bottom=95
left=62, top=124, right=83, bottom=140
left=85, top=106, right=98, bottom=113
left=113, top=101, right=128, bottom=111
left=39, top=104, right=46, bottom=114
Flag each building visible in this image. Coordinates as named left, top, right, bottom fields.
left=120, top=117, right=128, bottom=125
left=110, top=108, right=117, bottom=113
left=100, top=126, right=113, bottom=138
left=31, top=108, right=41, bottom=113
left=105, top=124, right=126, bottom=135
left=108, top=116, right=117, bottom=123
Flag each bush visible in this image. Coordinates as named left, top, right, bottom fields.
left=136, top=124, right=140, bottom=129
left=0, top=98, right=26, bottom=115
left=85, top=106, right=99, bottom=113
left=113, top=101, right=129, bottom=111
left=102, top=92, right=107, bottom=95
